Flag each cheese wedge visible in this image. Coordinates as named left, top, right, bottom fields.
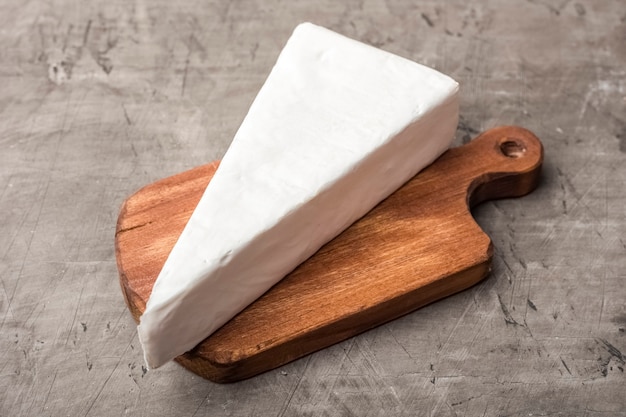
left=138, top=22, right=459, bottom=369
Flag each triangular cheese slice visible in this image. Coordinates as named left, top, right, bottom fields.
left=138, top=22, right=459, bottom=369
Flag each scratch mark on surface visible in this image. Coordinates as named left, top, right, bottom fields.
left=430, top=382, right=453, bottom=416
left=0, top=172, right=13, bottom=202
left=616, top=123, right=626, bottom=153
left=122, top=104, right=132, bottom=125
left=6, top=175, right=52, bottom=327
left=497, top=294, right=522, bottom=327
left=342, top=338, right=360, bottom=371
left=130, top=142, right=138, bottom=158
left=421, top=13, right=434, bottom=27
left=82, top=19, right=92, bottom=46
left=554, top=161, right=621, bottom=240
left=574, top=3, right=586, bottom=16
left=65, top=280, right=85, bottom=346
left=250, top=42, right=259, bottom=61
left=598, top=268, right=606, bottom=326
left=387, top=327, right=413, bottom=359
left=594, top=338, right=626, bottom=377
left=42, top=370, right=58, bottom=408
left=560, top=357, right=572, bottom=375
left=277, top=355, right=311, bottom=417
left=598, top=339, right=626, bottom=363
left=439, top=295, right=475, bottom=353
left=526, top=0, right=570, bottom=16
left=181, top=33, right=193, bottom=97
left=1, top=200, right=33, bottom=262
left=500, top=255, right=514, bottom=284
left=0, top=269, right=16, bottom=332
left=83, top=333, right=136, bottom=416
left=191, top=391, right=211, bottom=417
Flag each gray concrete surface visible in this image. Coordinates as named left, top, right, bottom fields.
left=1, top=0, right=625, bottom=416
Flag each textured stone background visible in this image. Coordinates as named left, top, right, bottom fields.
left=1, top=1, right=625, bottom=416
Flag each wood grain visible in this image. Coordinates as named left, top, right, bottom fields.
left=115, top=126, right=543, bottom=382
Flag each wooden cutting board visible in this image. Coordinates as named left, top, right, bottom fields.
left=115, top=126, right=543, bottom=383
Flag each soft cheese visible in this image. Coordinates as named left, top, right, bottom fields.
left=138, top=22, right=459, bottom=369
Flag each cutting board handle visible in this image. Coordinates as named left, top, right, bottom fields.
left=456, top=126, right=543, bottom=207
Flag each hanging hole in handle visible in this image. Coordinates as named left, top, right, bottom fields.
left=499, top=138, right=526, bottom=158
